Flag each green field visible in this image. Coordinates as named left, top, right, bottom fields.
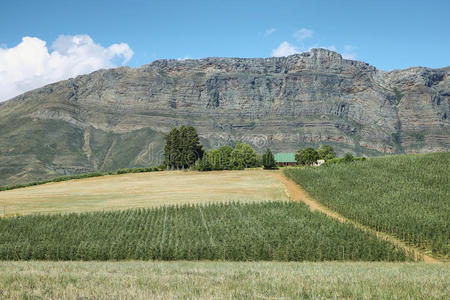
left=0, top=202, right=411, bottom=261
left=0, top=261, right=448, bottom=299
left=284, top=152, right=450, bottom=258
left=1, top=153, right=449, bottom=298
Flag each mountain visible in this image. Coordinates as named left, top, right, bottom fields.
left=0, top=48, right=449, bottom=186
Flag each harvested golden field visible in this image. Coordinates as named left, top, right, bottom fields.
left=0, top=170, right=287, bottom=216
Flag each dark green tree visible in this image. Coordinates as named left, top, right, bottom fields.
left=343, top=152, right=354, bottom=163
left=164, top=127, right=180, bottom=169
left=208, top=146, right=233, bottom=170
left=164, top=126, right=204, bottom=170
left=262, top=148, right=276, bottom=169
left=181, top=126, right=204, bottom=169
left=296, top=147, right=319, bottom=166
left=230, top=149, right=245, bottom=170
left=194, top=153, right=212, bottom=171
left=317, top=144, right=336, bottom=161
left=230, top=143, right=258, bottom=169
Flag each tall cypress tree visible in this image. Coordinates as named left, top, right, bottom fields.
left=164, top=126, right=204, bottom=169
left=164, top=127, right=181, bottom=169
left=262, top=148, right=276, bottom=169
left=184, top=126, right=204, bottom=167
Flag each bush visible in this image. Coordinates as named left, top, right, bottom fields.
left=322, top=156, right=365, bottom=166
left=343, top=152, right=354, bottom=162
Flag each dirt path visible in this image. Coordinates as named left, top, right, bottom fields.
left=272, top=172, right=440, bottom=263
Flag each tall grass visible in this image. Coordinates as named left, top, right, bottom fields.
left=284, top=152, right=450, bottom=257
left=0, top=202, right=411, bottom=261
left=1, top=261, right=448, bottom=299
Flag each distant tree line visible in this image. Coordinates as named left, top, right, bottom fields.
left=194, top=143, right=261, bottom=171
left=294, top=144, right=367, bottom=167
left=295, top=145, right=336, bottom=166
left=163, top=126, right=266, bottom=171
left=163, top=127, right=365, bottom=171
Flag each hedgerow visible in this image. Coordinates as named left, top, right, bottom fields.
left=0, top=167, right=160, bottom=192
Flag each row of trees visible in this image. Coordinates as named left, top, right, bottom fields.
left=0, top=201, right=411, bottom=261
left=163, top=127, right=352, bottom=170
left=194, top=143, right=261, bottom=171
left=295, top=145, right=336, bottom=166
left=164, top=126, right=278, bottom=171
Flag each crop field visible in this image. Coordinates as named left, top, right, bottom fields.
left=0, top=170, right=287, bottom=216
left=0, top=201, right=411, bottom=261
left=284, top=152, right=450, bottom=258
left=0, top=261, right=448, bottom=299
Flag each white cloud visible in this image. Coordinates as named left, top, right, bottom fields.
left=177, top=56, right=192, bottom=60
left=271, top=41, right=299, bottom=57
left=293, top=28, right=313, bottom=41
left=342, top=45, right=357, bottom=60
left=0, top=35, right=133, bottom=102
left=264, top=28, right=276, bottom=36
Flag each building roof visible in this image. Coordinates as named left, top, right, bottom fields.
left=274, top=153, right=296, bottom=163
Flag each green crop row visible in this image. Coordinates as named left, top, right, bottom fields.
left=284, top=152, right=450, bottom=257
left=0, top=201, right=412, bottom=261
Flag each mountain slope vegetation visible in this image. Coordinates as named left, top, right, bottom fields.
left=0, top=49, right=448, bottom=186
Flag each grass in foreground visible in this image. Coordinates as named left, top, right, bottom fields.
left=284, top=152, right=450, bottom=258
left=0, top=202, right=410, bottom=261
left=0, top=261, right=448, bottom=299
left=0, top=170, right=286, bottom=216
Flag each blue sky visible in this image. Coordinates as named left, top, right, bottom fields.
left=0, top=0, right=449, bottom=100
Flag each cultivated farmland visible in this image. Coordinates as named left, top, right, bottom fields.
left=0, top=170, right=287, bottom=216
left=284, top=152, right=450, bottom=258
left=0, top=202, right=411, bottom=261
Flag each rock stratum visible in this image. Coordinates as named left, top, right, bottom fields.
left=0, top=48, right=449, bottom=185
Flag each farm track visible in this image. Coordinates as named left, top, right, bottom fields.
left=272, top=172, right=441, bottom=263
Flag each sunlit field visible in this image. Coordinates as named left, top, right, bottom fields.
left=0, top=170, right=287, bottom=216
left=0, top=261, right=448, bottom=299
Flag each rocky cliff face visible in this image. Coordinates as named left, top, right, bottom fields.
left=0, top=48, right=449, bottom=185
